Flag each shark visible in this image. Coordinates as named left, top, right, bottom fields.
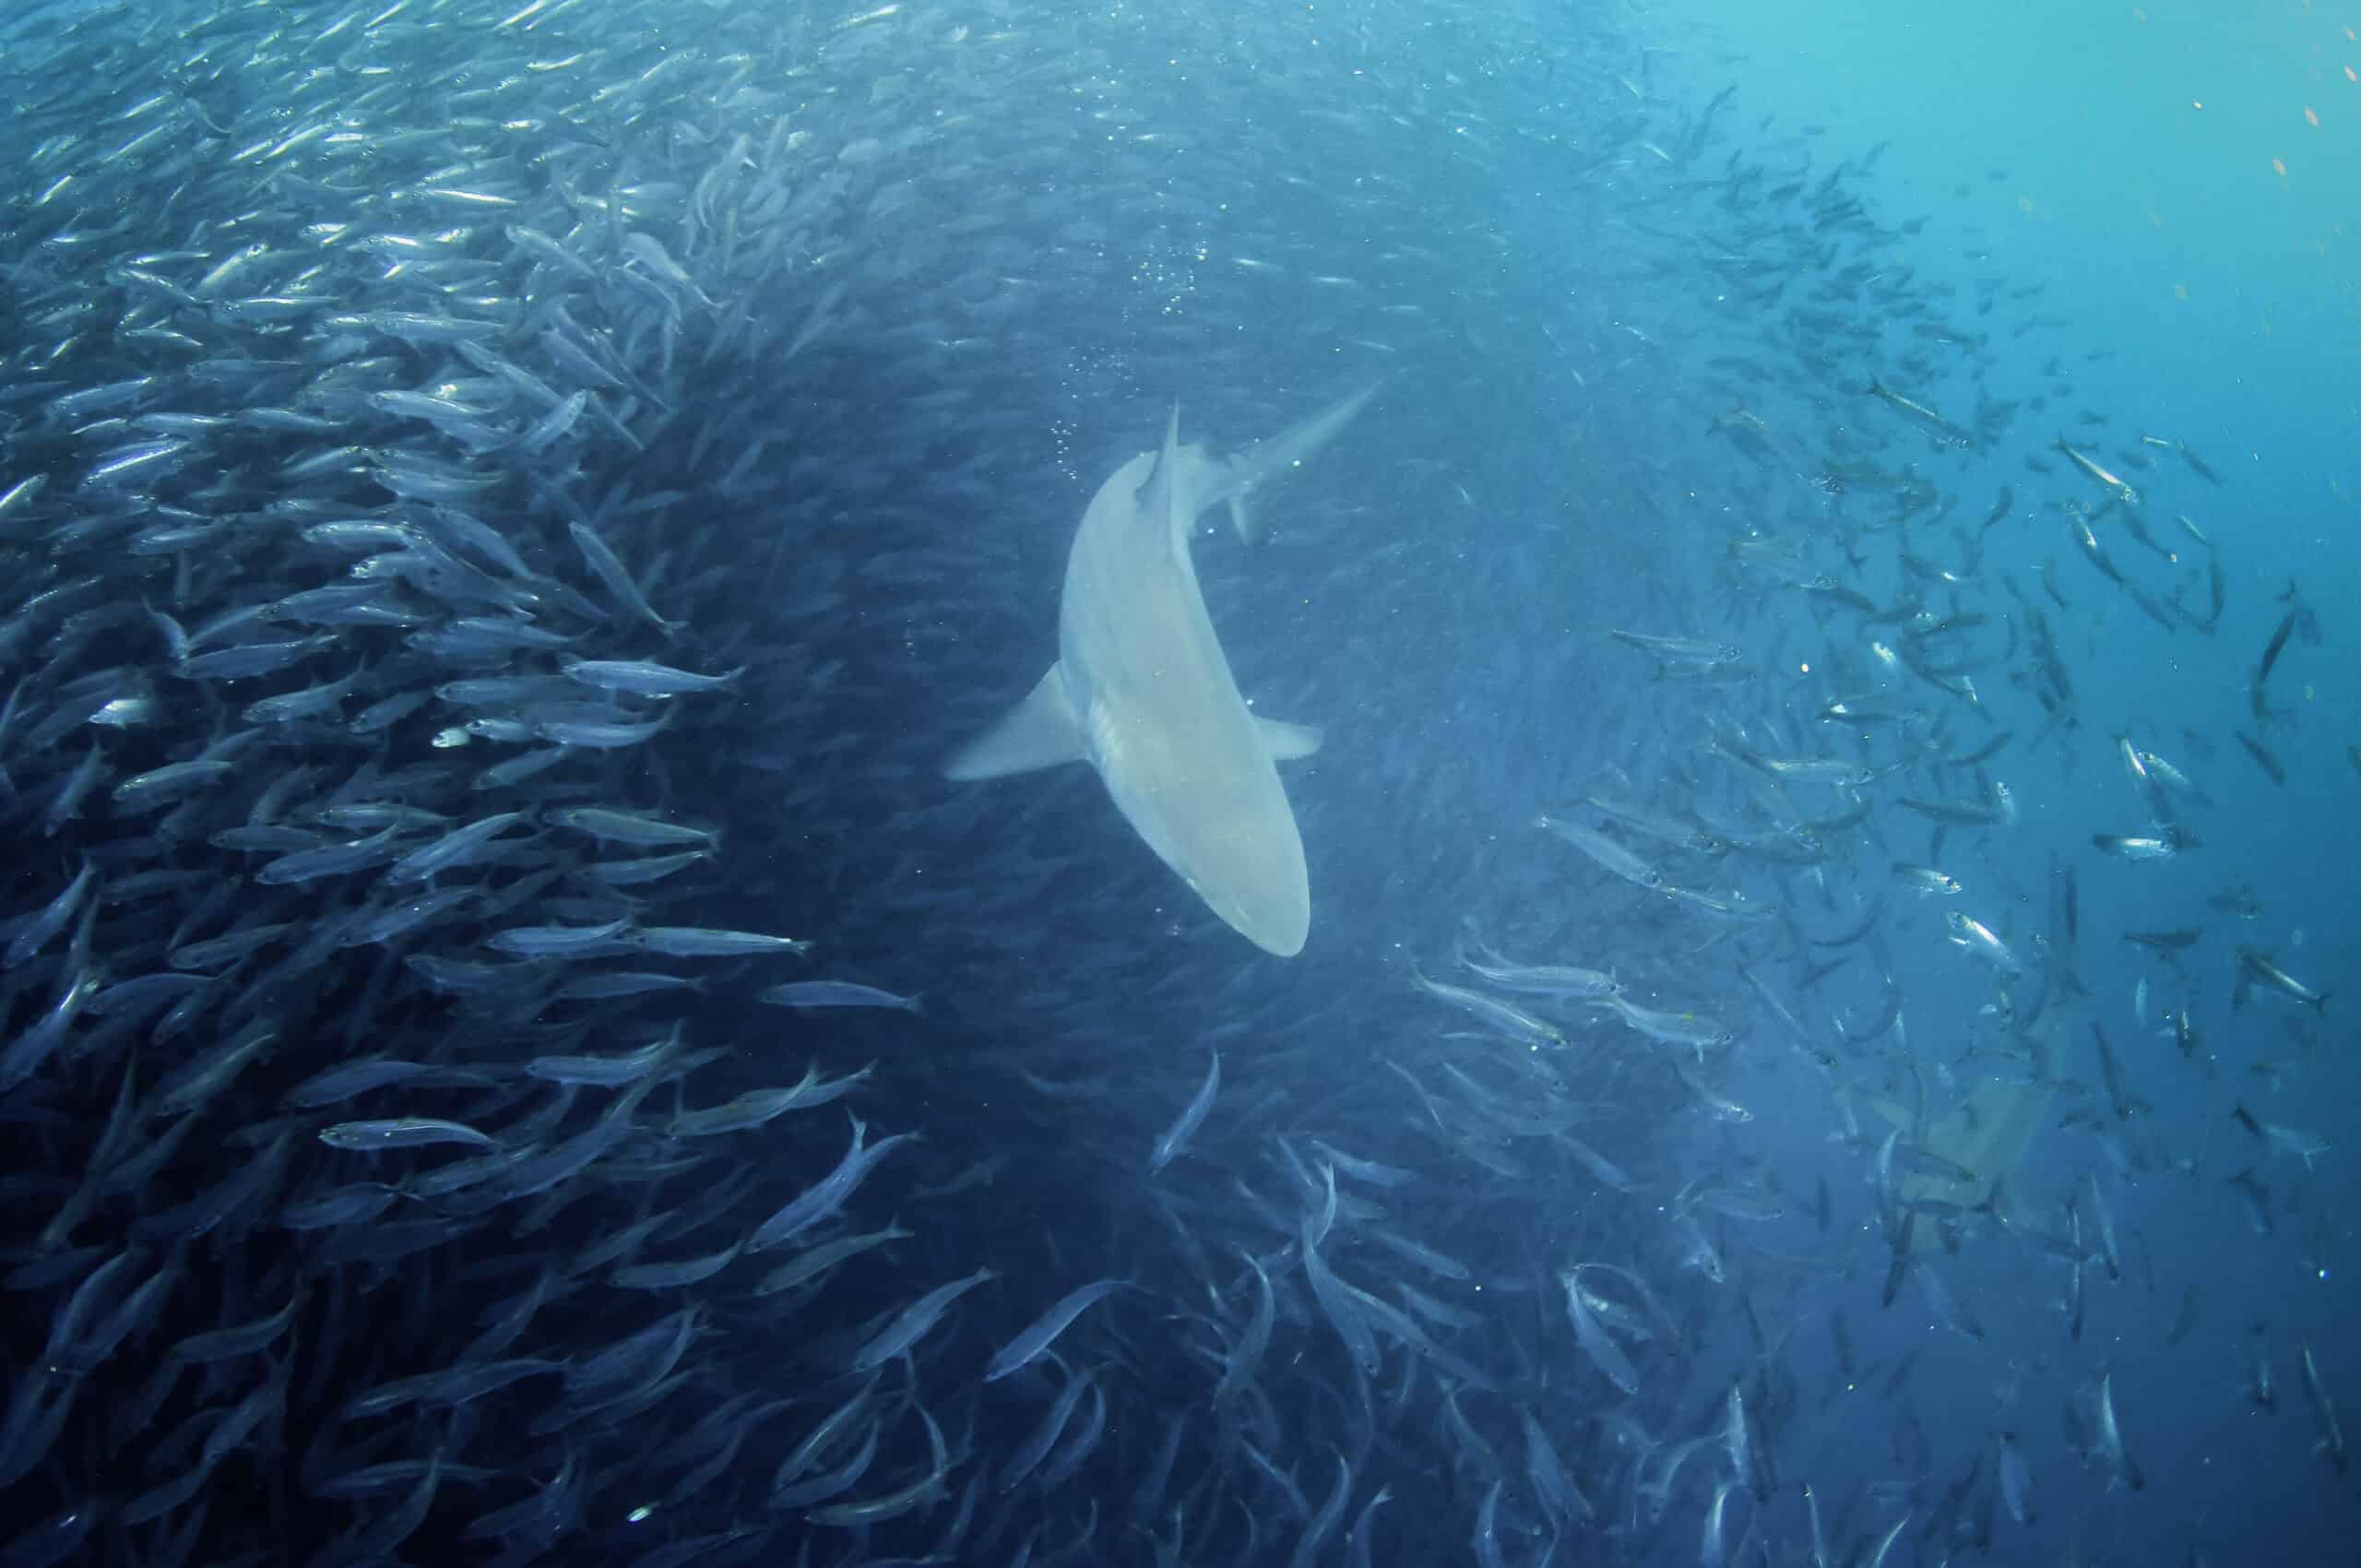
left=944, top=386, right=1376, bottom=956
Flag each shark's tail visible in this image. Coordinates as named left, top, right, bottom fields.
left=1199, top=381, right=1383, bottom=542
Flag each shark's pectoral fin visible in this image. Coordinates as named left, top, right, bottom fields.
left=1256, top=717, right=1323, bottom=763
left=943, top=664, right=1086, bottom=780
left=1226, top=493, right=1257, bottom=545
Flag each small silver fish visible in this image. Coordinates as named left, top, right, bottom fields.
left=318, top=1118, right=496, bottom=1151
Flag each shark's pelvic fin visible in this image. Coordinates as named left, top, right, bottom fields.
left=943, top=663, right=1085, bottom=780
left=1257, top=717, right=1323, bottom=762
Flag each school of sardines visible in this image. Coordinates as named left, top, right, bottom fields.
left=0, top=1, right=2347, bottom=1566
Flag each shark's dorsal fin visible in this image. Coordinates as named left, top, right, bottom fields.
left=1130, top=404, right=1192, bottom=561
left=943, top=663, right=1085, bottom=780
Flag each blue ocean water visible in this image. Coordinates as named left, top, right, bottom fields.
left=0, top=1, right=2353, bottom=1565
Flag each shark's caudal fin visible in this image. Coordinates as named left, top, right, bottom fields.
left=1202, top=382, right=1382, bottom=543
left=943, top=664, right=1083, bottom=780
